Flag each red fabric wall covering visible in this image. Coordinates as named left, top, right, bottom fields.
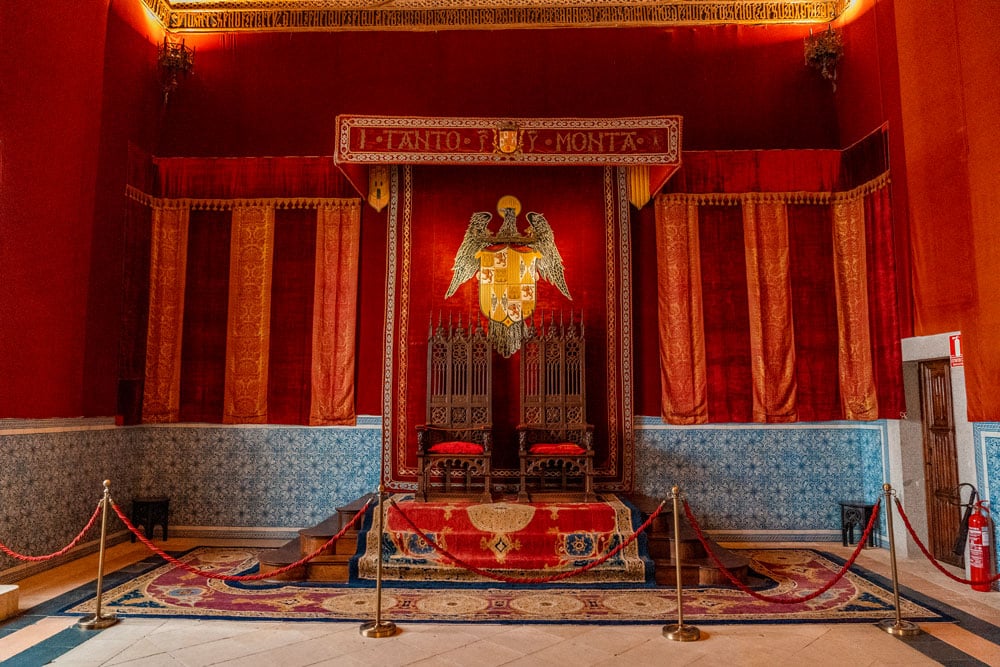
left=787, top=204, right=841, bottom=421
left=84, top=4, right=164, bottom=416
left=0, top=2, right=109, bottom=417
left=631, top=205, right=661, bottom=418
left=179, top=210, right=232, bottom=422
left=160, top=26, right=839, bottom=159
left=117, top=198, right=154, bottom=425
left=835, top=0, right=913, bottom=338
left=154, top=157, right=350, bottom=199
left=864, top=188, right=905, bottom=419
left=665, top=150, right=843, bottom=194
left=699, top=206, right=753, bottom=423
left=355, top=207, right=388, bottom=416
left=267, top=208, right=317, bottom=424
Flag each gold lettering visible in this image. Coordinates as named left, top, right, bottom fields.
left=477, top=130, right=490, bottom=152
left=397, top=132, right=415, bottom=150
left=358, top=128, right=366, bottom=149
left=555, top=132, right=573, bottom=152
left=526, top=130, right=540, bottom=152
left=572, top=132, right=588, bottom=152
left=621, top=132, right=637, bottom=151
left=445, top=131, right=461, bottom=151
left=587, top=132, right=603, bottom=153
left=413, top=131, right=430, bottom=151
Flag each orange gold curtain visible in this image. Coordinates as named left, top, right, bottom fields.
left=142, top=205, right=190, bottom=423
left=310, top=201, right=362, bottom=426
left=742, top=198, right=797, bottom=422
left=654, top=198, right=708, bottom=424
left=223, top=205, right=275, bottom=423
left=832, top=195, right=878, bottom=420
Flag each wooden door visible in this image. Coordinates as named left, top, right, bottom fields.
left=919, top=359, right=963, bottom=567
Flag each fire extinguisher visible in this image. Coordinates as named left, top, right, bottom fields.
left=968, top=500, right=994, bottom=592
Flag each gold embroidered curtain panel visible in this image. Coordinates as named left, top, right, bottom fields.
left=655, top=176, right=888, bottom=424
left=134, top=156, right=361, bottom=426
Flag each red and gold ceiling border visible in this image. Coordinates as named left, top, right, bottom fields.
left=334, top=115, right=682, bottom=207
left=141, top=0, right=850, bottom=33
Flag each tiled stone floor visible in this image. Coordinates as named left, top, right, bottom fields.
left=2, top=539, right=999, bottom=666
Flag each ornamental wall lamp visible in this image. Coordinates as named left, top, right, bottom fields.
left=158, top=35, right=195, bottom=104
left=804, top=24, right=844, bottom=91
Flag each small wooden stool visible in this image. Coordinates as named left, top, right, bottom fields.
left=130, top=497, right=169, bottom=541
left=839, top=500, right=876, bottom=548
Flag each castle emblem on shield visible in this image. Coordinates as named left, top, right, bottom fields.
left=445, top=196, right=571, bottom=357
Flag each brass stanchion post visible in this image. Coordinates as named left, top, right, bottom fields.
left=663, top=486, right=701, bottom=642
left=877, top=483, right=921, bottom=637
left=78, top=480, right=119, bottom=630
left=360, top=484, right=398, bottom=638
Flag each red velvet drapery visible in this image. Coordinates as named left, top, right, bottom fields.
left=138, top=157, right=361, bottom=425
left=654, top=146, right=903, bottom=423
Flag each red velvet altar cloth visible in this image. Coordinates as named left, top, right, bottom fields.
left=380, top=164, right=635, bottom=494
left=356, top=495, right=648, bottom=583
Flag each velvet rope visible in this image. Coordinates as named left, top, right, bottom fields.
left=109, top=498, right=372, bottom=581
left=0, top=502, right=103, bottom=562
left=682, top=498, right=880, bottom=604
left=386, top=497, right=665, bottom=584
left=893, top=498, right=1000, bottom=587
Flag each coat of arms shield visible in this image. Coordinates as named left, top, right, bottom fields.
left=445, top=197, right=570, bottom=357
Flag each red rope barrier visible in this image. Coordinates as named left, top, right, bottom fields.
left=386, top=497, right=665, bottom=584
left=893, top=497, right=1000, bottom=587
left=0, top=502, right=103, bottom=562
left=682, top=498, right=881, bottom=604
left=109, top=498, right=372, bottom=582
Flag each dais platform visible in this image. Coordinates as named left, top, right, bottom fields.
left=259, top=494, right=748, bottom=586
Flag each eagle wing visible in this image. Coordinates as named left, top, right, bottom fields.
left=445, top=211, right=492, bottom=298
left=526, top=211, right=571, bottom=300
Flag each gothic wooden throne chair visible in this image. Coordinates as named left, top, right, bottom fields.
left=415, top=317, right=493, bottom=503
left=517, top=315, right=596, bottom=502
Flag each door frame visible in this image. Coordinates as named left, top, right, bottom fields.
left=897, top=332, right=976, bottom=563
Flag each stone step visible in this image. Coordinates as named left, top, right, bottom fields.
left=0, top=585, right=19, bottom=621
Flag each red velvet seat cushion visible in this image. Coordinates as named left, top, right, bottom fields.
left=429, top=441, right=484, bottom=454
left=529, top=443, right=586, bottom=455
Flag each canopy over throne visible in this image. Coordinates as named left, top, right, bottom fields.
left=416, top=316, right=493, bottom=502
left=518, top=313, right=595, bottom=502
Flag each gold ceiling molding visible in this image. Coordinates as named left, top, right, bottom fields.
left=141, top=0, right=851, bottom=33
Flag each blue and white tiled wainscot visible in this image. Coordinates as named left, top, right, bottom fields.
left=973, top=423, right=1000, bottom=512
left=634, top=417, right=890, bottom=544
left=0, top=418, right=140, bottom=582
left=134, top=417, right=382, bottom=538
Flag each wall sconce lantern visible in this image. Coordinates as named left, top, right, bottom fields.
left=804, top=25, right=844, bottom=90
left=158, top=35, right=194, bottom=104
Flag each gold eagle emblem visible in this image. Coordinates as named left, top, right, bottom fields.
left=446, top=196, right=571, bottom=357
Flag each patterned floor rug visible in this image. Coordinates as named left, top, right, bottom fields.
left=62, top=547, right=950, bottom=624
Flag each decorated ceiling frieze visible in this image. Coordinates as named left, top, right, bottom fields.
left=141, top=0, right=851, bottom=32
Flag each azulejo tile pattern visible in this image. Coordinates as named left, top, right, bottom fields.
left=135, top=422, right=381, bottom=528
left=634, top=418, right=888, bottom=533
left=973, top=422, right=1000, bottom=509
left=0, top=426, right=139, bottom=574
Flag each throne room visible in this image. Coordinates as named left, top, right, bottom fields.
left=1, top=0, right=999, bottom=664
